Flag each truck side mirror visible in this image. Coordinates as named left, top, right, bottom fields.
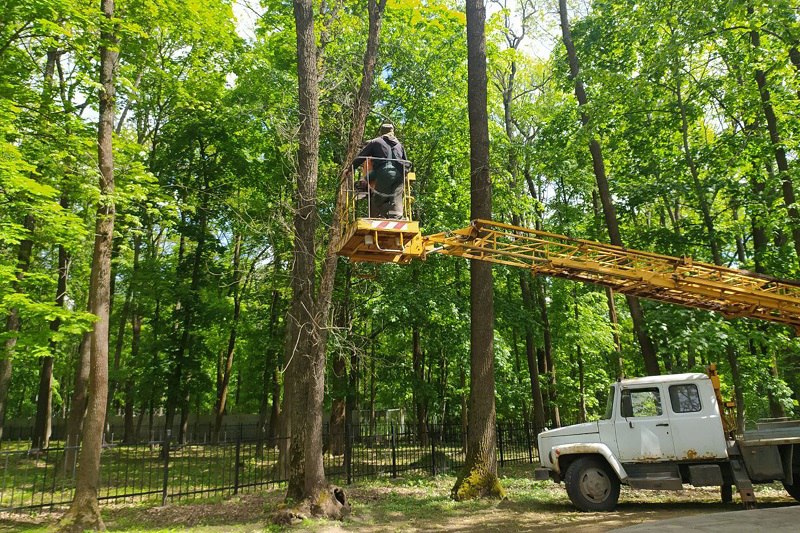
left=621, top=393, right=633, bottom=418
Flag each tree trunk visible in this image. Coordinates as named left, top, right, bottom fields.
left=574, top=288, right=587, bottom=423
left=63, top=334, right=90, bottom=471
left=59, top=2, right=116, bottom=527
left=605, top=288, right=624, bottom=379
left=32, top=240, right=68, bottom=450
left=277, top=0, right=386, bottom=520
left=212, top=234, right=243, bottom=443
left=520, top=274, right=545, bottom=433
left=283, top=0, right=327, bottom=506
left=327, top=263, right=352, bottom=456
left=558, top=0, right=659, bottom=376
left=750, top=11, right=800, bottom=264
left=107, top=236, right=140, bottom=423
left=122, top=310, right=141, bottom=443
left=165, top=181, right=208, bottom=444
left=412, top=325, right=429, bottom=446
left=452, top=0, right=503, bottom=501
left=534, top=278, right=559, bottom=427
left=258, top=261, right=282, bottom=455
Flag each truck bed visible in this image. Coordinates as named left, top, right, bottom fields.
left=740, top=419, right=800, bottom=446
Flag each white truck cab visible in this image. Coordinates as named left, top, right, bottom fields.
left=535, top=373, right=800, bottom=511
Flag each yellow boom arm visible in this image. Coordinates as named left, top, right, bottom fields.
left=423, top=219, right=800, bottom=330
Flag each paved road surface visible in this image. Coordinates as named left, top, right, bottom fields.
left=615, top=504, right=800, bottom=532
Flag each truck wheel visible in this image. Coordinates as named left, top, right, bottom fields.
left=784, top=481, right=800, bottom=502
left=721, top=484, right=732, bottom=503
left=564, top=456, right=620, bottom=512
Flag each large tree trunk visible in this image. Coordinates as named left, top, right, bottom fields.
left=283, top=0, right=328, bottom=508
left=58, top=2, right=116, bottom=528
left=558, top=0, right=659, bottom=376
left=275, top=1, right=386, bottom=524
left=451, top=0, right=503, bottom=501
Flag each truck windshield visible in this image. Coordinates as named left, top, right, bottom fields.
left=601, top=386, right=615, bottom=420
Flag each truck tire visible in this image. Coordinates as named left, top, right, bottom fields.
left=784, top=481, right=800, bottom=502
left=564, top=456, right=620, bottom=512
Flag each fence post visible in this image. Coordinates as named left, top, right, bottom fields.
left=430, top=425, right=437, bottom=476
left=234, top=426, right=242, bottom=495
left=390, top=423, right=397, bottom=479
left=345, top=422, right=352, bottom=485
left=161, top=430, right=171, bottom=506
left=498, top=424, right=505, bottom=467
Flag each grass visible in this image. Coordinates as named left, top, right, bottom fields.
left=5, top=463, right=796, bottom=532
left=0, top=434, right=535, bottom=513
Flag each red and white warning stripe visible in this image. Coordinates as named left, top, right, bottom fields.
left=370, top=220, right=409, bottom=230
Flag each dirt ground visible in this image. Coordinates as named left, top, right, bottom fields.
left=2, top=469, right=798, bottom=532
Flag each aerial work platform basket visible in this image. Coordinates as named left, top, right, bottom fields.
left=334, top=159, right=424, bottom=264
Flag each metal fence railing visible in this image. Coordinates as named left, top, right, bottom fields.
left=0, top=421, right=539, bottom=513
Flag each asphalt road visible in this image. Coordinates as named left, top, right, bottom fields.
left=614, top=504, right=800, bottom=532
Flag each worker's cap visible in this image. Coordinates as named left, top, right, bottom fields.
left=379, top=123, right=394, bottom=135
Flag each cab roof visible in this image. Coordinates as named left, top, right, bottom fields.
left=618, top=373, right=709, bottom=387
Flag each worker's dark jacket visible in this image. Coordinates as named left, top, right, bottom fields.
left=352, top=135, right=410, bottom=218
left=352, top=135, right=410, bottom=175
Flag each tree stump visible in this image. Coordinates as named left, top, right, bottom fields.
left=272, top=485, right=350, bottom=525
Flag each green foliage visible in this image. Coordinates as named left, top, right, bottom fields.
left=4, top=0, right=800, bottom=449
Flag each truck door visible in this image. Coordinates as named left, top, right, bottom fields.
left=615, top=386, right=676, bottom=462
left=666, top=382, right=727, bottom=460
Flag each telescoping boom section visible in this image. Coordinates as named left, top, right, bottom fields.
left=424, top=219, right=800, bottom=330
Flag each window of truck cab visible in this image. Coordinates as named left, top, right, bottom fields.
left=620, top=387, right=663, bottom=417
left=668, top=383, right=702, bottom=413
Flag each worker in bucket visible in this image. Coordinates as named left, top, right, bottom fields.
left=351, top=123, right=411, bottom=219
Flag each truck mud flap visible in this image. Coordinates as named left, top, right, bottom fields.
left=688, top=464, right=724, bottom=486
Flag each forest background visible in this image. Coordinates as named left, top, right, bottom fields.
left=2, top=0, right=800, bottom=461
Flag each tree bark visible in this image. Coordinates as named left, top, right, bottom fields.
left=283, top=0, right=326, bottom=505
left=452, top=0, right=503, bottom=501
left=59, top=1, right=116, bottom=527
left=750, top=11, right=800, bottom=264
left=558, top=0, right=659, bottom=376
left=278, top=0, right=386, bottom=519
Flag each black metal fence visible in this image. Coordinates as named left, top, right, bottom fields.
left=0, top=421, right=538, bottom=513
